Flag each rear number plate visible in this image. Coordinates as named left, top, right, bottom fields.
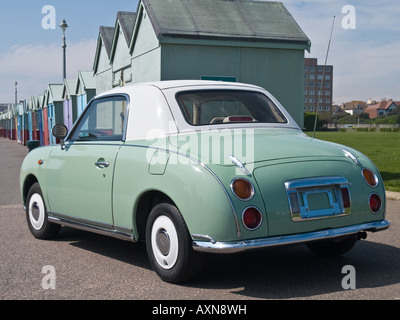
left=285, top=177, right=351, bottom=221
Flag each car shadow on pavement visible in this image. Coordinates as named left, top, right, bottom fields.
left=191, top=240, right=400, bottom=299
left=54, top=226, right=152, bottom=270
left=52, top=226, right=400, bottom=299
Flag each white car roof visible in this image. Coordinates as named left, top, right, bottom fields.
left=94, top=80, right=301, bottom=141
left=96, top=80, right=263, bottom=96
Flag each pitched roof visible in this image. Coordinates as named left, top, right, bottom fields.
left=110, top=11, right=137, bottom=63
left=48, top=84, right=64, bottom=103
left=141, top=0, right=310, bottom=47
left=75, top=71, right=96, bottom=95
left=99, top=26, right=116, bottom=59
left=365, top=100, right=397, bottom=118
left=62, top=78, right=77, bottom=99
left=342, top=100, right=367, bottom=110
left=93, top=26, right=115, bottom=73
left=368, top=100, right=396, bottom=111
left=116, top=11, right=137, bottom=45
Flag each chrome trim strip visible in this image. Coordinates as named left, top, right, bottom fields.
left=228, top=155, right=250, bottom=176
left=342, top=149, right=359, bottom=164
left=192, top=220, right=390, bottom=253
left=285, top=176, right=349, bottom=191
left=285, top=176, right=351, bottom=222
left=192, top=234, right=217, bottom=244
left=48, top=212, right=136, bottom=242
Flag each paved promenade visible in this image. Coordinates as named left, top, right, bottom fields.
left=1, top=137, right=399, bottom=300
left=0, top=138, right=28, bottom=206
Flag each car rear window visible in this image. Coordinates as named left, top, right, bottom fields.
left=176, top=90, right=287, bottom=126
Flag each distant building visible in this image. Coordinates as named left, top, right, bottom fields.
left=365, top=100, right=397, bottom=119
left=0, top=104, right=10, bottom=113
left=341, top=100, right=368, bottom=115
left=304, top=58, right=333, bottom=114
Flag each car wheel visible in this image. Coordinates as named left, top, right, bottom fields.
left=307, top=235, right=357, bottom=257
left=26, top=182, right=60, bottom=239
left=146, top=203, right=203, bottom=283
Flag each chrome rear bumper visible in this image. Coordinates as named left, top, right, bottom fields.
left=192, top=220, right=390, bottom=253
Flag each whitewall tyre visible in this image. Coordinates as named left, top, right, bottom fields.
left=26, top=183, right=60, bottom=240
left=28, top=192, right=46, bottom=231
left=150, top=215, right=179, bottom=270
left=146, top=203, right=204, bottom=283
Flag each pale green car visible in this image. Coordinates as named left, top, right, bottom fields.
left=20, top=80, right=390, bottom=283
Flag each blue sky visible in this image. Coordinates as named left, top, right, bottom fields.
left=0, top=0, right=399, bottom=105
left=0, top=0, right=139, bottom=103
left=0, top=1, right=138, bottom=49
left=285, top=0, right=400, bottom=104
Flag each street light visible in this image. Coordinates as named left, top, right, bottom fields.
left=59, top=19, right=69, bottom=80
left=11, top=81, right=17, bottom=140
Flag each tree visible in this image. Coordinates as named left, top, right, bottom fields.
left=304, top=112, right=326, bottom=131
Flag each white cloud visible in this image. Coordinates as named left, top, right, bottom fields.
left=0, top=39, right=96, bottom=102
left=284, top=0, right=400, bottom=104
left=1, top=1, right=399, bottom=105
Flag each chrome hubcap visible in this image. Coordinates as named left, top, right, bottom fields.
left=151, top=215, right=179, bottom=270
left=31, top=202, right=40, bottom=221
left=28, top=193, right=45, bottom=231
left=156, top=229, right=170, bottom=256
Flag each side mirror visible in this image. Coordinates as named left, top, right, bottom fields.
left=52, top=124, right=68, bottom=150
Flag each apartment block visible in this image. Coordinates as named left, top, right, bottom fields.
left=304, top=58, right=333, bottom=113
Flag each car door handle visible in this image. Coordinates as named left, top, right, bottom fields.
left=95, top=161, right=110, bottom=168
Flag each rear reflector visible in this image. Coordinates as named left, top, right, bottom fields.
left=340, top=187, right=351, bottom=208
left=369, top=193, right=382, bottom=213
left=242, top=207, right=262, bottom=230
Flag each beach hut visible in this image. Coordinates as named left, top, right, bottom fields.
left=76, top=71, right=96, bottom=117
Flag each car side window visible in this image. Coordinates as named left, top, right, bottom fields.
left=69, top=96, right=127, bottom=141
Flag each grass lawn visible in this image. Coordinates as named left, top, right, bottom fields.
left=306, top=131, right=400, bottom=192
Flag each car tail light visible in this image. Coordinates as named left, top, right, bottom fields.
left=231, top=178, right=254, bottom=201
left=340, top=187, right=351, bottom=208
left=242, top=207, right=262, bottom=230
left=369, top=193, right=382, bottom=213
left=362, top=168, right=378, bottom=187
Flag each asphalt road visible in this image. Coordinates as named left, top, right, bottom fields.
left=1, top=137, right=399, bottom=301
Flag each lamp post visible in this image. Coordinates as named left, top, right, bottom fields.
left=15, top=81, right=18, bottom=106
left=11, top=81, right=17, bottom=140
left=59, top=19, right=69, bottom=80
